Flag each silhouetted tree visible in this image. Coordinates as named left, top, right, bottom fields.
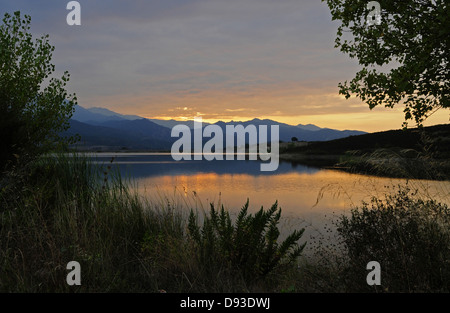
left=0, top=12, right=77, bottom=172
left=323, top=0, right=449, bottom=127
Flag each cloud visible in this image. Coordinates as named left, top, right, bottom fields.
left=5, top=0, right=426, bottom=131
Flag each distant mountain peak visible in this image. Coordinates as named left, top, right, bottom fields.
left=296, top=123, right=322, bottom=132
left=69, top=105, right=367, bottom=150
left=87, top=107, right=143, bottom=120
left=72, top=105, right=144, bottom=124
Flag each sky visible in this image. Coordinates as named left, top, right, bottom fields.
left=2, top=0, right=448, bottom=132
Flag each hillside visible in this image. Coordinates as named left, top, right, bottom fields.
left=64, top=105, right=368, bottom=151
left=213, top=119, right=366, bottom=142
left=64, top=119, right=173, bottom=151
left=280, top=124, right=450, bottom=179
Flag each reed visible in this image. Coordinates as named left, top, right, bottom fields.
left=0, top=152, right=305, bottom=292
left=1, top=151, right=449, bottom=293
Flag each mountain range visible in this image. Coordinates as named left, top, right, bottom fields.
left=65, top=106, right=367, bottom=151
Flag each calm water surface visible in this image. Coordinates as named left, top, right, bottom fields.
left=91, top=152, right=450, bottom=245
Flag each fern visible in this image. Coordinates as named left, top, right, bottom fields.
left=187, top=200, right=306, bottom=286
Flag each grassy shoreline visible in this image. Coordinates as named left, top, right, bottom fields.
left=1, top=153, right=449, bottom=292
left=279, top=152, right=450, bottom=180
left=0, top=153, right=307, bottom=292
left=280, top=123, right=450, bottom=180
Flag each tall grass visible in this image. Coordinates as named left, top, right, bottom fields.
left=0, top=153, right=162, bottom=291
left=338, top=127, right=450, bottom=181
left=0, top=152, right=306, bottom=292
left=1, top=151, right=449, bottom=293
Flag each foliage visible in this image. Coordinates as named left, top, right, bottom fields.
left=336, top=185, right=450, bottom=292
left=0, top=154, right=306, bottom=292
left=0, top=153, right=153, bottom=291
left=323, top=0, right=449, bottom=126
left=0, top=11, right=77, bottom=172
left=187, top=200, right=306, bottom=287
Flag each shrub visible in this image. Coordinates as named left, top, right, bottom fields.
left=336, top=186, right=450, bottom=292
left=187, top=200, right=306, bottom=288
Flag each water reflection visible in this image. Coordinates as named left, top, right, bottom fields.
left=90, top=153, right=450, bottom=246
left=92, top=152, right=320, bottom=178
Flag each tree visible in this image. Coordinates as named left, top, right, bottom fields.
left=0, top=11, right=77, bottom=171
left=291, top=137, right=298, bottom=142
left=323, top=0, right=449, bottom=127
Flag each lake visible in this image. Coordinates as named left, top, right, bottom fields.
left=90, top=152, right=450, bottom=250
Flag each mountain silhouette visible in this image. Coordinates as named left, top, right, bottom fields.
left=64, top=105, right=366, bottom=151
